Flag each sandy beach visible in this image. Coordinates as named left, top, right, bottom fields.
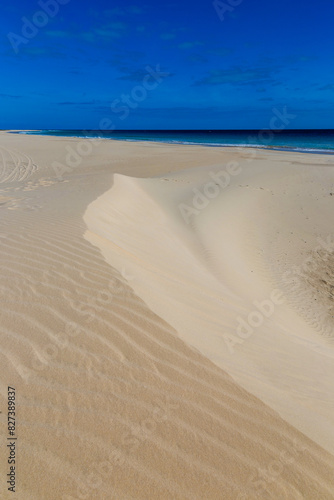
left=0, top=131, right=334, bottom=499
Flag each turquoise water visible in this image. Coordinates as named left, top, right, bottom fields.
left=17, top=130, right=334, bottom=154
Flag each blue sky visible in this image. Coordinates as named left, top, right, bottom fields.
left=1, top=0, right=333, bottom=129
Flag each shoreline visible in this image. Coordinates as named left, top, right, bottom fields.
left=7, top=129, right=334, bottom=155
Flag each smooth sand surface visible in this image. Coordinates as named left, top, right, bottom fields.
left=1, top=131, right=334, bottom=499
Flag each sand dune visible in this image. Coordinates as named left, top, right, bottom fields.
left=1, top=132, right=334, bottom=499
left=84, top=160, right=334, bottom=455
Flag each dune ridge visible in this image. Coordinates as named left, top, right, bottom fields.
left=84, top=164, right=334, bottom=456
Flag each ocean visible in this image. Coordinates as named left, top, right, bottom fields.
left=17, top=130, right=334, bottom=154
